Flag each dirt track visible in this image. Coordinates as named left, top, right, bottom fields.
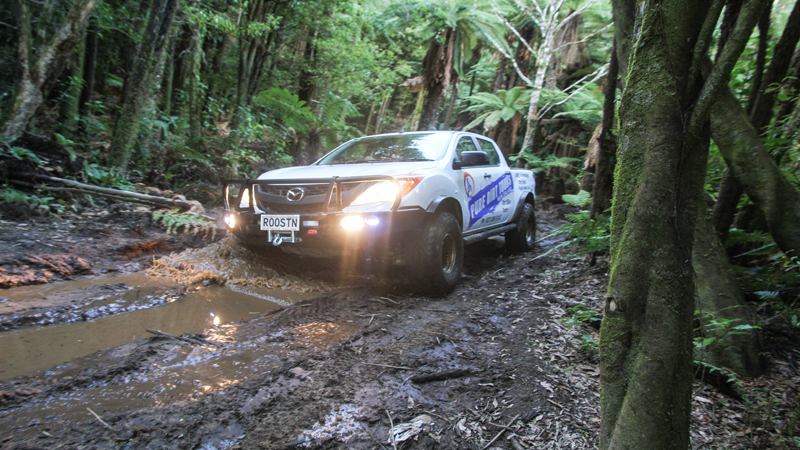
left=0, top=204, right=794, bottom=449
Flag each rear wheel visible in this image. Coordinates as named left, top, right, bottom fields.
left=410, top=212, right=463, bottom=296
left=505, top=202, right=536, bottom=252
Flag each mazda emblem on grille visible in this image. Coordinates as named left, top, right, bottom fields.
left=286, top=187, right=305, bottom=202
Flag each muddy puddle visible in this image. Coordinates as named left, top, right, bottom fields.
left=0, top=237, right=335, bottom=381
left=0, top=274, right=314, bottom=380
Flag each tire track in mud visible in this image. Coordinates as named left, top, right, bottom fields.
left=1, top=206, right=595, bottom=450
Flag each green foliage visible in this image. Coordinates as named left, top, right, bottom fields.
left=255, top=88, right=313, bottom=133
left=560, top=304, right=601, bottom=353
left=152, top=210, right=217, bottom=240
left=540, top=84, right=604, bottom=129
left=0, top=187, right=65, bottom=216
left=553, top=210, right=611, bottom=255
left=727, top=229, right=800, bottom=288
left=463, top=86, right=530, bottom=131
left=0, top=144, right=43, bottom=165
left=509, top=153, right=582, bottom=174
left=82, top=162, right=129, bottom=189
left=562, top=190, right=592, bottom=208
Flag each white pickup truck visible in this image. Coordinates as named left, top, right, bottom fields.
left=223, top=131, right=536, bottom=295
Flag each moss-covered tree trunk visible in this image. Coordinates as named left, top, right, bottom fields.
left=58, top=35, right=86, bottom=136
left=600, top=1, right=765, bottom=448
left=1, top=0, right=98, bottom=140
left=107, top=0, right=179, bottom=170
left=710, top=85, right=800, bottom=259
left=418, top=28, right=455, bottom=131
left=78, top=18, right=97, bottom=128
left=693, top=213, right=763, bottom=377
left=590, top=39, right=618, bottom=219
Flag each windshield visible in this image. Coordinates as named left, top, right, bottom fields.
left=316, top=133, right=453, bottom=165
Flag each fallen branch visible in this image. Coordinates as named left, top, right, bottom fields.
left=18, top=174, right=202, bottom=212
left=9, top=179, right=168, bottom=208
left=362, top=362, right=413, bottom=370
left=146, top=329, right=219, bottom=348
left=481, top=414, right=520, bottom=450
left=87, top=407, right=114, bottom=430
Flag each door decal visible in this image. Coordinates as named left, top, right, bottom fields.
left=467, top=173, right=514, bottom=227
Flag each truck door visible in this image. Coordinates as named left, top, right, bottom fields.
left=454, top=135, right=514, bottom=233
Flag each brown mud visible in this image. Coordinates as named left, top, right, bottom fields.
left=0, top=203, right=797, bottom=449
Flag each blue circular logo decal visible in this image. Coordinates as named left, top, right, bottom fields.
left=464, top=173, right=475, bottom=197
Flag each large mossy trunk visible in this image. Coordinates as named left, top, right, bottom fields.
left=418, top=28, right=455, bottom=131
left=107, top=0, right=179, bottom=170
left=710, top=85, right=800, bottom=259
left=1, top=0, right=98, bottom=140
left=601, top=1, right=767, bottom=448
left=600, top=2, right=709, bottom=448
left=693, top=214, right=764, bottom=377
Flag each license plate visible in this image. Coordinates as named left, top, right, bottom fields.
left=260, top=215, right=300, bottom=231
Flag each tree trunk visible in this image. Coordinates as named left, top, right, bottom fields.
left=78, top=18, right=97, bottom=120
left=748, top=0, right=800, bottom=131
left=186, top=27, right=203, bottom=142
left=710, top=169, right=744, bottom=242
left=590, top=40, right=618, bottom=218
left=170, top=23, right=194, bottom=116
left=600, top=1, right=765, bottom=448
left=418, top=28, right=455, bottom=131
left=745, top=1, right=772, bottom=115
left=693, top=213, right=764, bottom=377
left=443, top=77, right=459, bottom=130
left=710, top=84, right=800, bottom=259
left=59, top=34, right=86, bottom=135
left=161, top=37, right=175, bottom=117
left=107, top=0, right=180, bottom=170
left=1, top=0, right=99, bottom=140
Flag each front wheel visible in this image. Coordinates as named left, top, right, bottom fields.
left=505, top=202, right=536, bottom=252
left=410, top=212, right=463, bottom=296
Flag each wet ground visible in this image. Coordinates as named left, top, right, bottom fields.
left=0, top=204, right=797, bottom=449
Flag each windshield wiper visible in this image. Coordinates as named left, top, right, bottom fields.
left=395, top=158, right=433, bottom=162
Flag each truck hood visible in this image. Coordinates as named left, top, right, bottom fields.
left=258, top=161, right=440, bottom=180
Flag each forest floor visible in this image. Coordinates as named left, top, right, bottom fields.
left=0, top=201, right=798, bottom=449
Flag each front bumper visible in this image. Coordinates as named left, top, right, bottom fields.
left=227, top=208, right=427, bottom=254
left=223, top=177, right=427, bottom=257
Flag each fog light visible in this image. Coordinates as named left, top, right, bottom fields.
left=341, top=215, right=364, bottom=231
left=224, top=213, right=236, bottom=228
left=365, top=215, right=379, bottom=226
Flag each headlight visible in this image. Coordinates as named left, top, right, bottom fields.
left=341, top=215, right=364, bottom=231
left=224, top=213, right=236, bottom=228
left=350, top=181, right=399, bottom=206
left=350, top=176, right=424, bottom=206
left=239, top=188, right=251, bottom=208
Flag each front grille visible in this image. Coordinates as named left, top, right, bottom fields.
left=251, top=179, right=379, bottom=214
left=257, top=184, right=330, bottom=197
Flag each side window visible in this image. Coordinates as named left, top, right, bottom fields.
left=455, top=136, right=479, bottom=160
left=476, top=138, right=501, bottom=166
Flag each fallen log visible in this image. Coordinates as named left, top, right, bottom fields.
left=17, top=174, right=203, bottom=212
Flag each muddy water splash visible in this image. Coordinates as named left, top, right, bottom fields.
left=148, top=236, right=335, bottom=292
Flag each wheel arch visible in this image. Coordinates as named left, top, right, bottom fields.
left=511, top=192, right=535, bottom=222
left=426, top=196, right=463, bottom=229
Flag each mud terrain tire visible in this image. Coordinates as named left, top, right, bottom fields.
left=506, top=202, right=536, bottom=252
left=410, top=212, right=463, bottom=296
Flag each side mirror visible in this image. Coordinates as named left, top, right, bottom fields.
left=453, top=151, right=490, bottom=169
